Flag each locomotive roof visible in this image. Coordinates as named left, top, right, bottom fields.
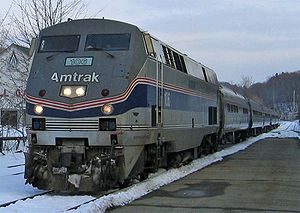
left=41, top=19, right=219, bottom=85
left=221, top=86, right=248, bottom=108
left=40, top=19, right=140, bottom=35
left=143, top=29, right=218, bottom=84
left=40, top=18, right=218, bottom=84
left=221, top=86, right=245, bottom=100
left=42, top=18, right=137, bottom=28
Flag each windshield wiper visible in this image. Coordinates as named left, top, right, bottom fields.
left=46, top=50, right=76, bottom=61
left=85, top=47, right=115, bottom=58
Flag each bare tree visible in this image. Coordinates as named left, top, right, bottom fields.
left=11, top=0, right=88, bottom=46
left=0, top=7, right=12, bottom=47
left=0, top=0, right=91, bottom=152
left=0, top=9, right=28, bottom=151
left=0, top=44, right=29, bottom=129
left=0, top=0, right=89, bottom=146
left=239, top=75, right=254, bottom=89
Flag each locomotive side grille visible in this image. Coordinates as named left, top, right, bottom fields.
left=46, top=119, right=99, bottom=131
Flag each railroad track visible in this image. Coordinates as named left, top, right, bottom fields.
left=0, top=190, right=53, bottom=208
left=7, top=163, right=25, bottom=169
left=6, top=163, right=25, bottom=176
left=279, top=122, right=300, bottom=135
left=292, top=130, right=300, bottom=135
left=271, top=122, right=293, bottom=133
left=0, top=188, right=122, bottom=212
left=11, top=172, right=24, bottom=176
left=65, top=188, right=121, bottom=211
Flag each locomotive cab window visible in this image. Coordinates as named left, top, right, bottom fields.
left=143, top=33, right=156, bottom=57
left=39, top=35, right=80, bottom=52
left=85, top=33, right=131, bottom=51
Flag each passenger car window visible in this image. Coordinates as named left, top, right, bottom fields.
left=39, top=35, right=80, bottom=52
left=85, top=34, right=131, bottom=51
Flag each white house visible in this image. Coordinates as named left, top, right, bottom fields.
left=0, top=44, right=30, bottom=128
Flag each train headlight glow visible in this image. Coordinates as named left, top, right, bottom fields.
left=34, top=105, right=44, bottom=115
left=63, top=87, right=72, bottom=97
left=75, top=87, right=85, bottom=96
left=60, top=85, right=87, bottom=98
left=102, top=104, right=113, bottom=115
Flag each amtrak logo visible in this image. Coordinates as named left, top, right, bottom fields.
left=51, top=72, right=100, bottom=82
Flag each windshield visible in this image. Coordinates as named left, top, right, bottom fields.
left=39, top=35, right=80, bottom=52
left=85, top=33, right=131, bottom=51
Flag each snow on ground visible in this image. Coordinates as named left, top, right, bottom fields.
left=0, top=194, right=94, bottom=213
left=0, top=126, right=26, bottom=137
left=0, top=126, right=27, bottom=152
left=0, top=121, right=299, bottom=213
left=0, top=152, right=46, bottom=206
left=267, top=120, right=300, bottom=139
left=0, top=127, right=32, bottom=204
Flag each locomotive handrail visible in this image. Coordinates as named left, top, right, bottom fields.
left=0, top=136, right=27, bottom=155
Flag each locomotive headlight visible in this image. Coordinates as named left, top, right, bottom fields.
left=34, top=105, right=44, bottom=115
left=60, top=85, right=87, bottom=98
left=75, top=87, right=85, bottom=96
left=63, top=87, right=72, bottom=97
left=102, top=104, right=113, bottom=115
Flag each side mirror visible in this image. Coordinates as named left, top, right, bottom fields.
left=29, top=38, right=37, bottom=58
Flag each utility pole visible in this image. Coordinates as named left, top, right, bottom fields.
left=272, top=80, right=275, bottom=109
left=293, top=90, right=296, bottom=112
left=298, top=94, right=300, bottom=121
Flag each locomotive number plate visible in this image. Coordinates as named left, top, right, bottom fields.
left=65, top=57, right=93, bottom=66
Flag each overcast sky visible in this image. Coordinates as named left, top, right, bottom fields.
left=2, top=0, right=300, bottom=83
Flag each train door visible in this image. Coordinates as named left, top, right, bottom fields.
left=248, top=99, right=253, bottom=129
left=156, top=59, right=164, bottom=127
left=218, top=90, right=225, bottom=141
left=144, top=33, right=164, bottom=127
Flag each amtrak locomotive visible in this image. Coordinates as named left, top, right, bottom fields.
left=25, top=19, right=279, bottom=192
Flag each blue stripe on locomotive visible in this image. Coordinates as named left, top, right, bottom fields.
left=26, top=84, right=212, bottom=118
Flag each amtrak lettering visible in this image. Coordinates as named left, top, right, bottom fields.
left=51, top=72, right=100, bottom=82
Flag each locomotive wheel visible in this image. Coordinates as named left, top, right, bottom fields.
left=119, top=179, right=131, bottom=189
left=201, top=141, right=213, bottom=155
left=167, top=153, right=182, bottom=168
left=139, top=172, right=149, bottom=181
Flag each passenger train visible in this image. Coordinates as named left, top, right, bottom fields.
left=24, top=19, right=279, bottom=192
